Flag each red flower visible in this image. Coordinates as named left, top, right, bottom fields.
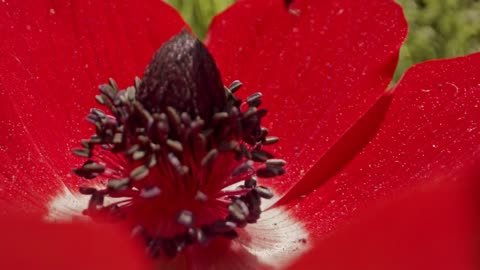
left=0, top=0, right=479, bottom=269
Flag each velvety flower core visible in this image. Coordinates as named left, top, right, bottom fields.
left=0, top=0, right=479, bottom=269
left=72, top=31, right=286, bottom=258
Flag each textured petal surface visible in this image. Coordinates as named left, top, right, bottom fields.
left=0, top=1, right=186, bottom=214
left=206, top=0, right=407, bottom=198
left=286, top=166, right=479, bottom=270
left=283, top=53, right=480, bottom=236
left=0, top=215, right=150, bottom=270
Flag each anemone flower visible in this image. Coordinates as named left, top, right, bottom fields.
left=0, top=0, right=479, bottom=269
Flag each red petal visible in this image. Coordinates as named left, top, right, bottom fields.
left=0, top=215, right=150, bottom=270
left=287, top=166, right=479, bottom=270
left=0, top=1, right=186, bottom=213
left=283, top=53, right=480, bottom=236
left=206, top=0, right=407, bottom=197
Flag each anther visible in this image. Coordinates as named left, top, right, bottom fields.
left=72, top=148, right=92, bottom=158
left=256, top=166, right=285, bottom=178
left=82, top=161, right=105, bottom=173
left=180, top=112, right=192, bottom=126
left=177, top=210, right=195, bottom=227
left=134, top=76, right=142, bottom=90
left=107, top=178, right=130, bottom=190
left=166, top=107, right=182, bottom=128
left=246, top=92, right=262, bottom=107
left=133, top=101, right=154, bottom=128
left=140, top=186, right=161, bottom=199
left=228, top=80, right=243, bottom=93
left=187, top=228, right=208, bottom=244
left=201, top=149, right=218, bottom=167
left=251, top=149, right=273, bottom=162
left=228, top=200, right=250, bottom=221
left=266, top=158, right=287, bottom=167
left=89, top=135, right=102, bottom=144
left=95, top=95, right=106, bottom=105
left=255, top=186, right=274, bottom=199
left=168, top=153, right=189, bottom=175
left=99, top=84, right=116, bottom=100
left=194, top=191, right=208, bottom=202
left=213, top=112, right=229, bottom=122
left=112, top=133, right=124, bottom=144
left=132, top=150, right=147, bottom=160
left=130, top=165, right=149, bottom=180
left=109, top=78, right=119, bottom=92
left=243, top=107, right=258, bottom=118
left=147, top=155, right=157, bottom=168
left=263, top=136, right=279, bottom=145
left=126, top=86, right=136, bottom=101
left=80, top=139, right=92, bottom=149
left=137, top=135, right=149, bottom=144
left=125, top=144, right=140, bottom=156
left=91, top=108, right=106, bottom=118
left=231, top=160, right=254, bottom=176
left=166, top=139, right=184, bottom=153
left=259, top=127, right=269, bottom=138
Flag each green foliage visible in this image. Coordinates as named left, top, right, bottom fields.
left=395, top=0, right=480, bottom=81
left=165, top=0, right=235, bottom=39
left=166, top=0, right=480, bottom=82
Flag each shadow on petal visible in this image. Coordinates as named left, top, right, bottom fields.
left=277, top=91, right=393, bottom=206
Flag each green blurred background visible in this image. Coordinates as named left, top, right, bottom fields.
left=165, top=0, right=480, bottom=82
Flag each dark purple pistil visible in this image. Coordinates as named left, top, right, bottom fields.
left=138, top=30, right=226, bottom=123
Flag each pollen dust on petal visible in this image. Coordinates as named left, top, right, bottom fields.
left=44, top=184, right=120, bottom=222
left=46, top=186, right=310, bottom=268
left=238, top=206, right=310, bottom=268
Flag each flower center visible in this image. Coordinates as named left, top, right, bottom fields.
left=72, top=31, right=285, bottom=258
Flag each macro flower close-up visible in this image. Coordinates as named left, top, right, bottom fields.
left=0, top=0, right=479, bottom=269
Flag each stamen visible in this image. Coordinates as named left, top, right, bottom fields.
left=73, top=31, right=286, bottom=258
left=194, top=191, right=208, bottom=202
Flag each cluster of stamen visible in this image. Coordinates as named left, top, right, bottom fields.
left=72, top=77, right=285, bottom=258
